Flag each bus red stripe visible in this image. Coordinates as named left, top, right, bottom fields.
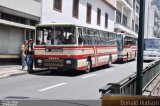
left=34, top=52, right=117, bottom=59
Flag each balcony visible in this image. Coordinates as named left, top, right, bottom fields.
left=115, top=22, right=138, bottom=37
left=125, top=0, right=132, bottom=7
left=115, top=21, right=131, bottom=32
left=117, top=0, right=133, bottom=11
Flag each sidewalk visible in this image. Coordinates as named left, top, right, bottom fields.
left=0, top=65, right=27, bottom=79
left=143, top=74, right=160, bottom=96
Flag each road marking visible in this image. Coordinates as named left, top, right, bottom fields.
left=105, top=69, right=113, bottom=72
left=120, top=65, right=126, bottom=68
left=38, top=83, right=67, bottom=92
left=82, top=74, right=96, bottom=79
left=130, top=62, right=135, bottom=65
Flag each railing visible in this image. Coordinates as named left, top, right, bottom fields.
left=99, top=60, right=160, bottom=95
left=115, top=22, right=132, bottom=31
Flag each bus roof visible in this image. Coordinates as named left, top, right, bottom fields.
left=144, top=37, right=160, bottom=39
left=36, top=23, right=77, bottom=27
left=36, top=23, right=117, bottom=34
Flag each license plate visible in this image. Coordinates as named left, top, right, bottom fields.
left=46, top=49, right=63, bottom=52
left=49, top=67, right=58, bottom=70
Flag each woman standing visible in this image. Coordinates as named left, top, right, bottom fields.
left=21, top=40, right=28, bottom=70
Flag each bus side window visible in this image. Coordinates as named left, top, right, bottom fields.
left=83, top=35, right=87, bottom=45
left=78, top=28, right=83, bottom=45
left=88, top=36, right=92, bottom=45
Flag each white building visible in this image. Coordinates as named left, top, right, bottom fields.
left=0, top=0, right=41, bottom=64
left=115, top=0, right=140, bottom=37
left=144, top=0, right=160, bottom=38
left=41, top=0, right=116, bottom=32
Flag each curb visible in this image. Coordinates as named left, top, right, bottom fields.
left=0, top=71, right=27, bottom=79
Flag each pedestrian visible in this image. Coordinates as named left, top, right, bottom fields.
left=21, top=40, right=28, bottom=70
left=26, top=39, right=34, bottom=73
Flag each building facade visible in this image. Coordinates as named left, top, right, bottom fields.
left=115, top=0, right=140, bottom=37
left=0, top=0, right=41, bottom=64
left=144, top=0, right=160, bottom=38
left=41, top=0, right=116, bottom=32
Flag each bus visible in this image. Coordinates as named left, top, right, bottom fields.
left=144, top=37, right=160, bottom=61
left=33, top=23, right=118, bottom=73
left=116, top=33, right=137, bottom=62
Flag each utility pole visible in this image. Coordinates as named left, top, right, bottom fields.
left=136, top=0, right=146, bottom=95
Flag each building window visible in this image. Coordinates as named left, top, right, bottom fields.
left=122, top=14, right=127, bottom=27
left=132, top=20, right=134, bottom=31
left=133, top=0, right=135, bottom=10
left=86, top=3, right=92, bottom=24
left=105, top=13, right=108, bottom=28
left=1, top=12, right=26, bottom=24
left=30, top=20, right=38, bottom=26
left=135, top=24, right=139, bottom=33
left=0, top=12, right=39, bottom=26
left=54, top=0, right=62, bottom=12
left=72, top=0, right=79, bottom=18
left=116, top=10, right=121, bottom=24
left=97, top=8, right=101, bottom=26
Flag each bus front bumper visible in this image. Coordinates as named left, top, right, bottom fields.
left=34, top=58, right=77, bottom=71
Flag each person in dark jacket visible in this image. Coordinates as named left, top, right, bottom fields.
left=26, top=39, right=34, bottom=73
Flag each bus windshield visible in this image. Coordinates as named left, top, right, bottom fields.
left=36, top=26, right=76, bottom=45
left=144, top=39, right=160, bottom=50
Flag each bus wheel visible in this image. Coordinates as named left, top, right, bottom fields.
left=85, top=59, right=91, bottom=73
left=125, top=54, right=128, bottom=63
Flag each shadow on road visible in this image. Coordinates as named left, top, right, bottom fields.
left=113, top=59, right=136, bottom=64
left=31, top=65, right=114, bottom=77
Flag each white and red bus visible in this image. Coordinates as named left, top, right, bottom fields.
left=116, top=33, right=137, bottom=62
left=34, top=23, right=118, bottom=73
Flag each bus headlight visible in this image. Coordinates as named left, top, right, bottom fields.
left=37, top=59, right=43, bottom=64
left=66, top=60, right=72, bottom=64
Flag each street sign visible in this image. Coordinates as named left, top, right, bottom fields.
left=102, top=95, right=160, bottom=106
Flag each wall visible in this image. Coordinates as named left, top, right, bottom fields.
left=0, top=25, right=23, bottom=55
left=105, top=0, right=116, bottom=8
left=41, top=0, right=115, bottom=32
left=0, top=0, right=41, bottom=17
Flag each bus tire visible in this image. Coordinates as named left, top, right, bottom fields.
left=50, top=69, right=56, bottom=74
left=85, top=58, right=91, bottom=73
left=125, top=53, right=128, bottom=63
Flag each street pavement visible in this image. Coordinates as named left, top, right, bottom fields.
left=0, top=65, right=27, bottom=79
left=0, top=61, right=150, bottom=105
